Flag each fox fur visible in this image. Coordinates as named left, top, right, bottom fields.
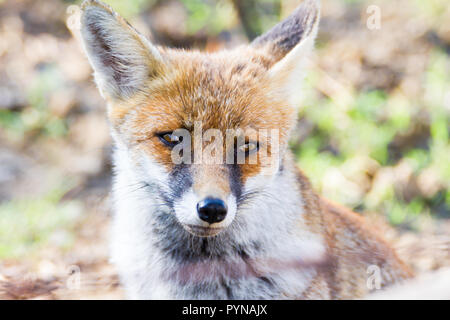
left=79, top=0, right=412, bottom=299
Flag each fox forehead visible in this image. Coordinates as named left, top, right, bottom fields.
left=110, top=48, right=295, bottom=137
left=82, top=0, right=320, bottom=141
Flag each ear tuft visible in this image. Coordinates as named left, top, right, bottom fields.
left=254, top=0, right=320, bottom=109
left=81, top=0, right=114, bottom=13
left=80, top=0, right=163, bottom=100
left=252, top=0, right=320, bottom=62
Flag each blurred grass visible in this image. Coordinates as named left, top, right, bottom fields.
left=180, top=0, right=236, bottom=35
left=0, top=187, right=82, bottom=259
left=0, top=65, right=68, bottom=142
left=295, top=47, right=450, bottom=226
left=92, top=0, right=154, bottom=19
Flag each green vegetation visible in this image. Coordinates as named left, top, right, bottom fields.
left=95, top=0, right=154, bottom=19
left=0, top=188, right=82, bottom=259
left=0, top=65, right=68, bottom=141
left=295, top=48, right=450, bottom=226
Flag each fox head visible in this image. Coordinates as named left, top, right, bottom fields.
left=80, top=0, right=319, bottom=237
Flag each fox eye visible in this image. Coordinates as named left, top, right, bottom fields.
left=157, top=132, right=183, bottom=147
left=239, top=141, right=259, bottom=156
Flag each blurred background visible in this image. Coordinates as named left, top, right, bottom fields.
left=0, top=0, right=449, bottom=299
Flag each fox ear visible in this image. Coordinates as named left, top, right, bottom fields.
left=80, top=0, right=164, bottom=100
left=252, top=0, right=320, bottom=107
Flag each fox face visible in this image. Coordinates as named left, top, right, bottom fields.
left=80, top=0, right=319, bottom=238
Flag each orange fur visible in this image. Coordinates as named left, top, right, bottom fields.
left=111, top=48, right=293, bottom=184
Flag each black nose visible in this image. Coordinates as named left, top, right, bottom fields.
left=197, top=198, right=227, bottom=224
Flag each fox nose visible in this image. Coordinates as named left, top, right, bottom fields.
left=197, top=198, right=227, bottom=224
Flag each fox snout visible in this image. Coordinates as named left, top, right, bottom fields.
left=197, top=198, right=228, bottom=224
left=175, top=191, right=237, bottom=237
left=172, top=164, right=238, bottom=237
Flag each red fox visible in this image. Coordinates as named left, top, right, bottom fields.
left=79, top=0, right=412, bottom=299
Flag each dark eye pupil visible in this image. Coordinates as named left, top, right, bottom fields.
left=159, top=132, right=182, bottom=147
left=164, top=134, right=174, bottom=142
left=236, top=140, right=259, bottom=156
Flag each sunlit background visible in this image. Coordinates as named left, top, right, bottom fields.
left=0, top=0, right=449, bottom=299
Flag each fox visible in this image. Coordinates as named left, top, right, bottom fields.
left=79, top=0, right=412, bottom=299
